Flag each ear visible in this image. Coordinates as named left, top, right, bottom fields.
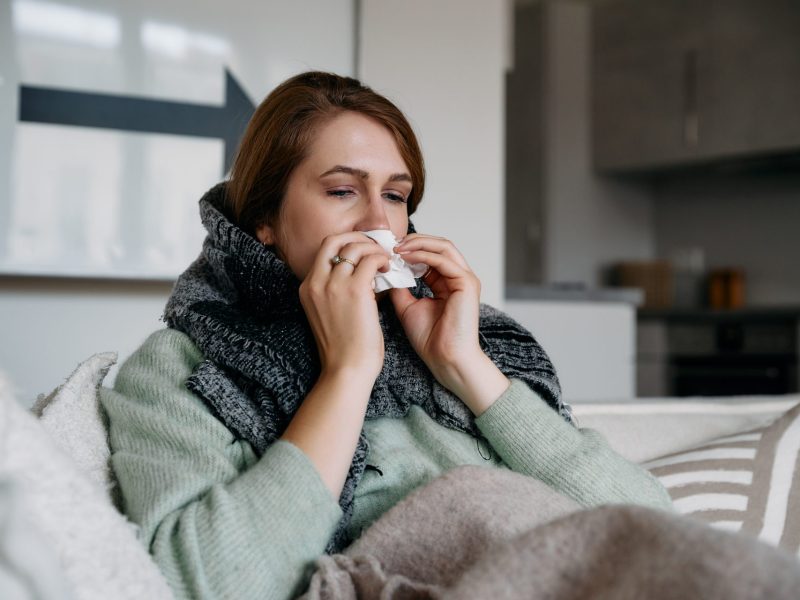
left=255, top=223, right=277, bottom=246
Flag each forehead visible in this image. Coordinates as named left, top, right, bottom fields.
left=305, top=111, right=408, bottom=171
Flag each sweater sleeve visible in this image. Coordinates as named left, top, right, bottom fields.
left=100, top=329, right=342, bottom=600
left=474, top=379, right=673, bottom=511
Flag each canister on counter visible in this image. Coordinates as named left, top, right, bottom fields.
left=708, top=268, right=746, bottom=309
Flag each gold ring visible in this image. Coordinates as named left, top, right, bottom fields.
left=331, top=255, right=356, bottom=268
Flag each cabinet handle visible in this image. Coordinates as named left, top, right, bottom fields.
left=683, top=48, right=700, bottom=147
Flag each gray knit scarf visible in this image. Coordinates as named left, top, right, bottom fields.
left=164, top=183, right=573, bottom=553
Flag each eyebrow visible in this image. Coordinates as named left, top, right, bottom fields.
left=319, top=165, right=412, bottom=184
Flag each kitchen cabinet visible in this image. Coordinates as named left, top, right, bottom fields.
left=701, top=0, right=800, bottom=159
left=505, top=299, right=637, bottom=401
left=593, top=0, right=706, bottom=170
left=637, top=310, right=800, bottom=397
left=506, top=2, right=545, bottom=284
left=593, top=0, right=800, bottom=173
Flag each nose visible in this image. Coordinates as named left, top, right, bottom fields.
left=354, top=192, right=391, bottom=232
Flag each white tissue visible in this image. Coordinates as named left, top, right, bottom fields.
left=361, top=229, right=428, bottom=292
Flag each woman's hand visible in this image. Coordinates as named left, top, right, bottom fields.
left=299, top=232, right=391, bottom=382
left=389, top=234, right=510, bottom=414
left=286, top=232, right=390, bottom=498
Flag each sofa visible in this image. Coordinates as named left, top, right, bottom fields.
left=1, top=352, right=798, bottom=600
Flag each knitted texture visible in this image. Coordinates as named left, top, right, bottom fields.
left=163, top=182, right=572, bottom=552
left=303, top=467, right=800, bottom=600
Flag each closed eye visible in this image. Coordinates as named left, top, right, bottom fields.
left=383, top=192, right=407, bottom=204
left=327, top=189, right=355, bottom=198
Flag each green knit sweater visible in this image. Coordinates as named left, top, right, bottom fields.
left=101, top=328, right=672, bottom=600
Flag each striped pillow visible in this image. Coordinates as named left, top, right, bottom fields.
left=644, top=402, right=800, bottom=556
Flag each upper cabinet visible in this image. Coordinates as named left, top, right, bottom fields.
left=592, top=0, right=800, bottom=173
left=701, top=0, right=800, bottom=159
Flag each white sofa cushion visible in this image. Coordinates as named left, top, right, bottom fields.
left=642, top=402, right=800, bottom=557
left=0, top=476, right=74, bottom=600
left=0, top=367, right=173, bottom=600
left=574, top=396, right=800, bottom=464
left=31, top=352, right=117, bottom=499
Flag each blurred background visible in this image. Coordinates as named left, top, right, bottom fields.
left=1, top=0, right=798, bottom=404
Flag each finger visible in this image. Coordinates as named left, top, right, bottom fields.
left=339, top=240, right=392, bottom=272
left=421, top=265, right=441, bottom=288
left=389, top=287, right=417, bottom=317
left=395, top=236, right=469, bottom=270
left=349, top=253, right=391, bottom=289
left=313, top=231, right=386, bottom=276
left=398, top=233, right=448, bottom=243
left=329, top=242, right=391, bottom=280
left=394, top=249, right=469, bottom=280
left=329, top=255, right=358, bottom=275
left=338, top=240, right=390, bottom=259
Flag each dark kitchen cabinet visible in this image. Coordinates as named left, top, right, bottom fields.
left=506, top=2, right=545, bottom=284
left=593, top=0, right=707, bottom=170
left=701, top=0, right=800, bottom=159
left=637, top=310, right=800, bottom=397
left=593, top=0, right=800, bottom=173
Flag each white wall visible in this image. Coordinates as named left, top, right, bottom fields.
left=0, top=279, right=171, bottom=404
left=1, top=0, right=355, bottom=403
left=1, top=0, right=355, bottom=279
left=360, top=0, right=507, bottom=308
left=654, top=171, right=800, bottom=305
left=2, top=0, right=512, bottom=403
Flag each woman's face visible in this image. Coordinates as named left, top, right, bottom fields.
left=256, top=111, right=412, bottom=281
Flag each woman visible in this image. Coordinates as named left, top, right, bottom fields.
left=101, top=72, right=672, bottom=600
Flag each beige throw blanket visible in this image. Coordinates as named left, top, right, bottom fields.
left=301, top=465, right=800, bottom=599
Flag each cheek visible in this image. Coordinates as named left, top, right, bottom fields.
left=282, top=220, right=342, bottom=280
left=391, top=212, right=410, bottom=240
left=287, top=239, right=319, bottom=281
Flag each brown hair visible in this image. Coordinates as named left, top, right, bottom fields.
left=226, top=71, right=425, bottom=235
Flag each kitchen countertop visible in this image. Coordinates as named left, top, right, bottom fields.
left=506, top=284, right=644, bottom=305
left=638, top=306, right=800, bottom=320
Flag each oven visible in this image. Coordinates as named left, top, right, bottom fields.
left=637, top=313, right=799, bottom=397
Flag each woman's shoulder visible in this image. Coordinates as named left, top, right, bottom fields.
left=121, top=328, right=203, bottom=375
left=136, top=327, right=203, bottom=361
left=102, top=329, right=251, bottom=475
left=478, top=303, right=530, bottom=334
left=479, top=302, right=517, bottom=322
left=110, top=328, right=204, bottom=402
